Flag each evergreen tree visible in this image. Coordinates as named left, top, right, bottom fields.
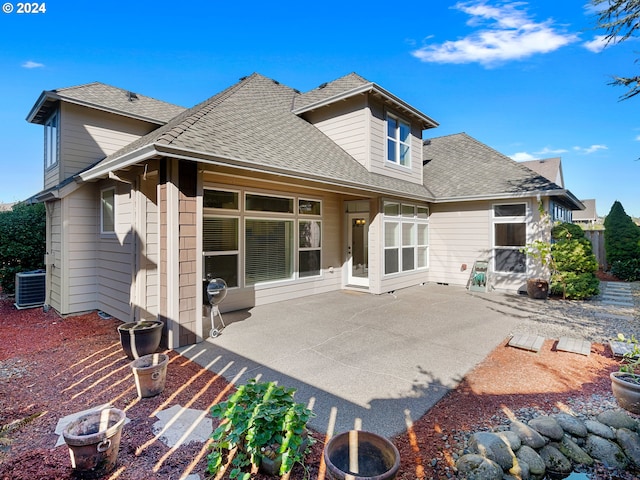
left=603, top=200, right=640, bottom=265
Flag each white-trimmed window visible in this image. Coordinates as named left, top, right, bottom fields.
left=493, top=203, right=527, bottom=273
left=384, top=202, right=429, bottom=275
left=203, top=189, right=322, bottom=288
left=100, top=188, right=115, bottom=234
left=386, top=114, right=411, bottom=167
left=44, top=111, right=59, bottom=169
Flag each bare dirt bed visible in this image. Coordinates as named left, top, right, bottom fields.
left=0, top=294, right=635, bottom=480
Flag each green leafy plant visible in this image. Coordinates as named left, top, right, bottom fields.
left=0, top=202, right=46, bottom=294
left=207, top=379, right=315, bottom=480
left=611, top=258, right=640, bottom=282
left=616, top=334, right=640, bottom=384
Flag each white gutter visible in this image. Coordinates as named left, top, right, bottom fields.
left=433, top=189, right=585, bottom=210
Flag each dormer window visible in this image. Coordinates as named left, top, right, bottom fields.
left=44, top=110, right=59, bottom=169
left=386, top=114, right=411, bottom=167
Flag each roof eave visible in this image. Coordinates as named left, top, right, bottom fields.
left=293, top=83, right=439, bottom=130
left=432, top=189, right=584, bottom=209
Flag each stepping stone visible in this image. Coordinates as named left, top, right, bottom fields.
left=609, top=340, right=640, bottom=358
left=152, top=404, right=212, bottom=448
left=509, top=333, right=545, bottom=352
left=602, top=299, right=634, bottom=307
left=557, top=337, right=591, bottom=356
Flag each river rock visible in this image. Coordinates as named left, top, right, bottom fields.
left=553, top=412, right=588, bottom=437
left=510, top=420, right=547, bottom=448
left=584, top=419, right=616, bottom=440
left=552, top=434, right=593, bottom=465
left=529, top=415, right=564, bottom=440
left=597, top=409, right=639, bottom=430
left=496, top=430, right=521, bottom=451
left=516, top=445, right=546, bottom=478
left=508, top=457, right=530, bottom=480
left=538, top=445, right=572, bottom=475
left=617, top=427, right=640, bottom=467
left=584, top=434, right=629, bottom=469
left=468, top=431, right=515, bottom=470
left=456, top=453, right=503, bottom=480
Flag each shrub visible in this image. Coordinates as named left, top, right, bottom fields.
left=604, top=201, right=640, bottom=266
left=611, top=258, right=640, bottom=282
left=549, top=223, right=599, bottom=299
left=0, top=202, right=46, bottom=294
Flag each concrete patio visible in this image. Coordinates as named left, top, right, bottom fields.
left=176, top=283, right=526, bottom=438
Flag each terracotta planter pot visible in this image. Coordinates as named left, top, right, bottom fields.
left=611, top=372, right=640, bottom=414
left=117, top=320, right=164, bottom=359
left=62, top=408, right=126, bottom=479
left=526, top=278, right=549, bottom=299
left=130, top=353, right=169, bottom=398
left=324, top=430, right=400, bottom=480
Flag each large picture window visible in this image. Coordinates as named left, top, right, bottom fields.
left=203, top=189, right=322, bottom=288
left=386, top=114, right=411, bottom=167
left=493, top=203, right=526, bottom=273
left=384, top=202, right=428, bottom=275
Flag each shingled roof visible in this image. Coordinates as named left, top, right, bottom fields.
left=27, top=82, right=185, bottom=125
left=423, top=133, right=581, bottom=207
left=80, top=73, right=434, bottom=200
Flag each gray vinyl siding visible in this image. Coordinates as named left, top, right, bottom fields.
left=47, top=200, right=62, bottom=310
left=59, top=103, right=157, bottom=181
left=64, top=187, right=97, bottom=313
left=96, top=181, right=134, bottom=321
left=427, top=202, right=492, bottom=288
left=140, top=175, right=159, bottom=320
left=303, top=96, right=369, bottom=169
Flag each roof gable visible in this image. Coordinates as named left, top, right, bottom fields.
left=81, top=73, right=433, bottom=200
left=27, top=82, right=185, bottom=125
left=520, top=158, right=564, bottom=188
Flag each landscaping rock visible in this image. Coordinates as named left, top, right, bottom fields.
left=553, top=412, right=588, bottom=438
left=617, top=427, right=640, bottom=468
left=468, top=431, right=515, bottom=470
left=516, top=445, right=546, bottom=478
left=597, top=410, right=638, bottom=430
left=552, top=434, right=593, bottom=466
left=529, top=415, right=564, bottom=440
left=510, top=420, right=547, bottom=449
left=456, top=453, right=503, bottom=480
left=496, top=430, right=521, bottom=451
left=584, top=419, right=616, bottom=440
left=539, top=445, right=572, bottom=475
left=584, top=434, right=630, bottom=469
left=508, top=457, right=530, bottom=480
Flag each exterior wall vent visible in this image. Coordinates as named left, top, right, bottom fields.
left=15, top=270, right=46, bottom=309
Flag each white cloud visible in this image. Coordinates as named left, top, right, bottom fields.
left=411, top=1, right=579, bottom=67
left=583, top=35, right=608, bottom=53
left=534, top=147, right=569, bottom=156
left=635, top=135, right=640, bottom=141
left=510, top=152, right=538, bottom=161
left=22, top=60, right=44, bottom=69
left=573, top=144, right=608, bottom=154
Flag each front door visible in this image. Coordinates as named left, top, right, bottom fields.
left=347, top=213, right=369, bottom=287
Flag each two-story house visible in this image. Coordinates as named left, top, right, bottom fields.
left=26, top=73, right=583, bottom=349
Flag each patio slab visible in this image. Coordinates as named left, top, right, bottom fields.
left=508, top=333, right=545, bottom=352
left=556, top=337, right=591, bottom=356
left=177, top=283, right=524, bottom=438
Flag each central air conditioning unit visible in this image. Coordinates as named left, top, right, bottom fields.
left=15, top=270, right=46, bottom=309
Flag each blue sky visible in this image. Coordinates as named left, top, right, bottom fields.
left=0, top=0, right=638, bottom=217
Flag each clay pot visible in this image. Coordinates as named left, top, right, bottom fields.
left=62, top=408, right=126, bottom=478
left=117, top=320, right=164, bottom=359
left=130, top=353, right=169, bottom=398
left=324, top=430, right=400, bottom=480
left=611, top=372, right=640, bottom=414
left=526, top=278, right=549, bottom=299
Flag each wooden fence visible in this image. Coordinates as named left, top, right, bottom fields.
left=583, top=230, right=607, bottom=270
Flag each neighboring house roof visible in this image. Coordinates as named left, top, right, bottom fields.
left=292, top=72, right=439, bottom=130
left=79, top=73, right=435, bottom=200
left=520, top=157, right=564, bottom=188
left=27, top=82, right=186, bottom=125
left=0, top=202, right=15, bottom=212
left=573, top=199, right=598, bottom=221
left=423, top=133, right=583, bottom=209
